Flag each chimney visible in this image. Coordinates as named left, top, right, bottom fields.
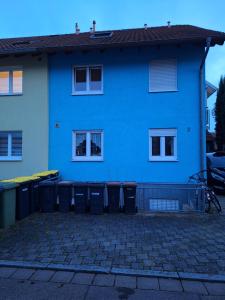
left=167, top=21, right=171, bottom=28
left=75, top=22, right=80, bottom=34
left=93, top=20, right=96, bottom=32
left=90, top=27, right=93, bottom=33
left=144, top=24, right=148, bottom=30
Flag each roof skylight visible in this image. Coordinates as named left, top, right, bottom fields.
left=90, top=31, right=113, bottom=39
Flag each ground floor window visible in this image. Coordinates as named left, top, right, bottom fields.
left=0, top=131, right=22, bottom=161
left=72, top=130, right=103, bottom=161
left=149, top=129, right=177, bottom=161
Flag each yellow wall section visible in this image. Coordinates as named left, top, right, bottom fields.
left=0, top=54, right=48, bottom=179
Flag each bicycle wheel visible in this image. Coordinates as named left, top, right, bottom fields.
left=208, top=190, right=222, bottom=213
left=205, top=191, right=211, bottom=213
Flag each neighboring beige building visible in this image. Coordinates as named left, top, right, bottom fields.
left=0, top=54, right=48, bottom=179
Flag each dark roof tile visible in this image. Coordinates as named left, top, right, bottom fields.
left=0, top=25, right=225, bottom=55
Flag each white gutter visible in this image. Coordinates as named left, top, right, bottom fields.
left=199, top=37, right=211, bottom=170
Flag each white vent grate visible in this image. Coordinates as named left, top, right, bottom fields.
left=149, top=198, right=179, bottom=211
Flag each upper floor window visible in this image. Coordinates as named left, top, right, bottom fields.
left=0, top=131, right=22, bottom=161
left=72, top=130, right=103, bottom=161
left=149, top=129, right=177, bottom=161
left=149, top=59, right=177, bottom=92
left=73, top=65, right=103, bottom=95
left=0, top=67, right=23, bottom=95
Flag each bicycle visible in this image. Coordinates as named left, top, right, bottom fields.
left=188, top=170, right=222, bottom=213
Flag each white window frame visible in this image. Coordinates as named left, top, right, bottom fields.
left=72, top=65, right=103, bottom=95
left=0, top=66, right=23, bottom=96
left=0, top=131, right=22, bottom=161
left=72, top=130, right=104, bottom=161
left=149, top=129, right=177, bottom=161
left=149, top=59, right=178, bottom=93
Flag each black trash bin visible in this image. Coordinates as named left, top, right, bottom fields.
left=58, top=181, right=73, bottom=212
left=123, top=182, right=137, bottom=214
left=74, top=182, right=88, bottom=213
left=39, top=181, right=57, bottom=212
left=89, top=183, right=105, bottom=214
left=107, top=182, right=121, bottom=213
left=49, top=170, right=59, bottom=179
left=29, top=176, right=41, bottom=213
left=33, top=170, right=59, bottom=182
left=15, top=179, right=31, bottom=220
left=2, top=177, right=32, bottom=220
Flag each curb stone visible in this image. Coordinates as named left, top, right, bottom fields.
left=1, top=260, right=225, bottom=283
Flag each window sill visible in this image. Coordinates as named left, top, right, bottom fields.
left=0, top=159, right=22, bottom=162
left=0, top=93, right=23, bottom=97
left=149, top=159, right=178, bottom=162
left=149, top=90, right=178, bottom=93
left=72, top=157, right=104, bottom=162
left=72, top=92, right=104, bottom=96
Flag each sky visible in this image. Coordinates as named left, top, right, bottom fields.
left=1, top=0, right=225, bottom=130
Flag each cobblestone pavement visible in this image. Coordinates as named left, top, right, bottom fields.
left=1, top=267, right=225, bottom=299
left=0, top=213, right=225, bottom=275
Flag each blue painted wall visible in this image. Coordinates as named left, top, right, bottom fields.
left=49, top=44, right=205, bottom=183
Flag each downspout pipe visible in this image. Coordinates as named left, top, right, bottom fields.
left=199, top=37, right=211, bottom=171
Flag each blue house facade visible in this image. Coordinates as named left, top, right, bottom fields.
left=48, top=43, right=205, bottom=183
left=1, top=24, right=225, bottom=186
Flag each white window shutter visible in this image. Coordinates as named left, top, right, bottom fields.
left=149, top=59, right=177, bottom=92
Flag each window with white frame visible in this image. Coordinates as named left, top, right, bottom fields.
left=73, top=65, right=103, bottom=95
left=0, top=67, right=23, bottom=95
left=73, top=130, right=103, bottom=161
left=0, top=131, right=22, bottom=161
left=149, top=59, right=177, bottom=92
left=149, top=129, right=177, bottom=161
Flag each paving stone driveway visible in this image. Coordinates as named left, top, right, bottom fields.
left=0, top=213, right=225, bottom=275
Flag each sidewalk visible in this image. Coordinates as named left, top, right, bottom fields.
left=1, top=266, right=225, bottom=299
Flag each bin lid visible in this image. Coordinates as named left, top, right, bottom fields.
left=0, top=182, right=18, bottom=190
left=29, top=176, right=41, bottom=181
left=88, top=182, right=105, bottom=187
left=73, top=182, right=88, bottom=187
left=58, top=181, right=73, bottom=185
left=123, top=181, right=137, bottom=187
left=39, top=181, right=56, bottom=186
left=106, top=181, right=121, bottom=187
left=33, top=170, right=59, bottom=177
left=1, top=176, right=32, bottom=184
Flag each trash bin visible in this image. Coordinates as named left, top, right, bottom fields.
left=0, top=182, right=17, bottom=228
left=39, top=181, right=57, bottom=212
left=58, top=181, right=73, bottom=212
left=89, top=183, right=105, bottom=214
left=123, top=182, right=137, bottom=214
left=74, top=182, right=88, bottom=213
left=107, top=182, right=121, bottom=213
left=3, top=177, right=32, bottom=220
left=29, top=176, right=41, bottom=213
left=33, top=170, right=59, bottom=181
left=49, top=170, right=59, bottom=179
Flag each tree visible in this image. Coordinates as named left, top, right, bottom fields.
left=215, top=76, right=225, bottom=150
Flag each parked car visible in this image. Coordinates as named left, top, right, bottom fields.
left=207, top=152, right=225, bottom=192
